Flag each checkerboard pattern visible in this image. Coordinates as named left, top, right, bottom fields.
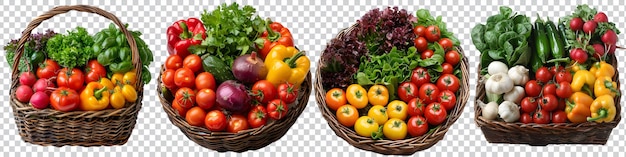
left=1, top=0, right=624, bottom=156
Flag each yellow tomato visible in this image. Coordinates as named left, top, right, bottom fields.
left=326, top=88, right=348, bottom=110
left=111, top=73, right=124, bottom=86
left=383, top=118, right=407, bottom=140
left=368, top=105, right=388, bottom=125
left=336, top=105, right=359, bottom=127
left=387, top=100, right=408, bottom=120
left=123, top=71, right=137, bottom=87
left=346, top=84, right=368, bottom=109
left=99, top=78, right=115, bottom=91
left=354, top=116, right=379, bottom=137
left=367, top=85, right=389, bottom=106
left=121, top=85, right=138, bottom=102
left=110, top=92, right=126, bottom=109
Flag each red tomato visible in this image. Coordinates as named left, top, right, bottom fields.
left=186, top=107, right=206, bottom=126
left=49, top=87, right=80, bottom=112
left=555, top=71, right=573, bottom=83
left=165, top=55, right=183, bottom=70
left=552, top=111, right=568, bottom=123
left=267, top=99, right=288, bottom=120
left=183, top=54, right=202, bottom=73
left=542, top=83, right=556, bottom=96
left=438, top=90, right=457, bottom=111
left=413, top=26, right=426, bottom=37
left=436, top=74, right=460, bottom=93
left=411, top=67, right=430, bottom=87
left=520, top=97, right=538, bottom=113
left=205, top=110, right=227, bottom=132
left=444, top=50, right=461, bottom=66
left=519, top=113, right=533, bottom=124
left=438, top=38, right=454, bottom=51
left=414, top=37, right=428, bottom=52
left=525, top=80, right=542, bottom=97
left=556, top=98, right=566, bottom=111
left=85, top=60, right=107, bottom=83
left=419, top=83, right=440, bottom=104
left=277, top=83, right=298, bottom=104
left=441, top=63, right=454, bottom=74
left=535, top=67, right=553, bottom=83
left=539, top=94, right=558, bottom=112
left=195, top=72, right=216, bottom=90
left=555, top=82, right=573, bottom=98
left=407, top=98, right=426, bottom=117
left=421, top=50, right=434, bottom=59
left=424, top=102, right=447, bottom=126
left=252, top=80, right=277, bottom=104
left=407, top=116, right=429, bottom=137
left=227, top=114, right=249, bottom=133
left=247, top=105, right=268, bottom=128
left=37, top=59, right=60, bottom=79
left=57, top=68, right=84, bottom=91
left=172, top=101, right=188, bottom=117
left=398, top=82, right=419, bottom=103
left=175, top=87, right=196, bottom=109
left=533, top=110, right=550, bottom=124
left=196, top=89, right=216, bottom=110
left=175, top=68, right=195, bottom=88
left=549, top=65, right=565, bottom=75
left=425, top=25, right=441, bottom=42
left=162, top=69, right=177, bottom=90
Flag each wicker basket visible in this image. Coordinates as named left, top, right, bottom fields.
left=158, top=66, right=312, bottom=152
left=8, top=5, right=144, bottom=147
left=314, top=25, right=470, bottom=155
left=474, top=55, right=621, bottom=145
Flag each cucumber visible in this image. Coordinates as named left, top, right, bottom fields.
left=202, top=54, right=235, bottom=83
left=545, top=19, right=565, bottom=59
left=534, top=17, right=551, bottom=63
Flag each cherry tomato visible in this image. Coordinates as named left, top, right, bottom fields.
left=535, top=67, right=553, bottom=83
left=85, top=60, right=107, bottom=83
left=165, top=55, right=183, bottom=70
left=438, top=38, right=454, bottom=51
left=227, top=114, right=249, bottom=133
left=186, top=107, right=206, bottom=127
left=407, top=98, right=426, bottom=117
left=444, top=50, right=461, bottom=66
left=49, top=87, right=80, bottom=112
left=387, top=100, right=408, bottom=121
left=172, top=101, right=188, bottom=117
left=196, top=89, right=216, bottom=110
left=368, top=105, right=389, bottom=125
left=549, top=65, right=565, bottom=75
left=520, top=97, right=538, bottom=113
left=552, top=111, right=568, bottom=123
left=346, top=84, right=368, bottom=109
left=248, top=105, right=268, bottom=128
left=436, top=74, right=460, bottom=93
left=183, top=54, right=202, bottom=73
left=525, top=80, right=542, bottom=97
left=205, top=110, right=227, bottom=132
left=336, top=105, right=359, bottom=127
left=441, top=63, right=454, bottom=74
left=195, top=72, right=216, bottom=90
left=325, top=88, right=347, bottom=110
left=421, top=49, right=434, bottom=59
left=37, top=59, right=60, bottom=79
left=413, top=25, right=426, bottom=37
left=419, top=83, right=440, bottom=104
left=398, top=82, right=419, bottom=103
left=367, top=85, right=389, bottom=106
left=267, top=99, right=288, bottom=120
left=438, top=90, right=457, bottom=111
left=407, top=116, right=429, bottom=137
left=555, top=71, right=573, bottom=83
left=539, top=94, right=558, bottom=112
left=252, top=80, right=278, bottom=104
left=519, top=113, right=533, bottom=124
left=278, top=83, right=298, bottom=104
left=533, top=110, right=550, bottom=124
left=57, top=68, right=84, bottom=91
left=175, top=87, right=196, bottom=109
left=175, top=68, right=195, bottom=88
left=424, top=102, right=447, bottom=126
left=414, top=37, right=428, bottom=52
left=411, top=67, right=430, bottom=87
left=555, top=82, right=573, bottom=98
left=542, top=83, right=557, bottom=96
left=161, top=69, right=177, bottom=90
left=425, top=25, right=441, bottom=42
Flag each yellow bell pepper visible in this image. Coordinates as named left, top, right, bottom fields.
left=264, top=45, right=310, bottom=87
left=587, top=95, right=616, bottom=123
left=110, top=86, right=126, bottom=109
left=566, top=92, right=593, bottom=123
left=571, top=70, right=595, bottom=96
left=594, top=77, right=620, bottom=98
left=567, top=62, right=586, bottom=73
left=589, top=61, right=615, bottom=79
left=80, top=82, right=110, bottom=111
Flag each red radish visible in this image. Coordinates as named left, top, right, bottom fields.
left=16, top=85, right=34, bottom=103
left=583, top=21, right=597, bottom=34
left=607, top=44, right=616, bottom=54
left=30, top=91, right=49, bottom=109
left=570, top=48, right=588, bottom=63
left=19, top=72, right=37, bottom=86
left=601, top=30, right=618, bottom=44
left=592, top=44, right=605, bottom=59
left=570, top=17, right=584, bottom=31
left=33, top=78, right=55, bottom=93
left=594, top=12, right=609, bottom=23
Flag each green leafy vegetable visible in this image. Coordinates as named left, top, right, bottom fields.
left=46, top=27, right=95, bottom=68
left=4, top=30, right=57, bottom=73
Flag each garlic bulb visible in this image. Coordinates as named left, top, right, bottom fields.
left=508, top=65, right=530, bottom=85
left=503, top=86, right=525, bottom=104
left=498, top=101, right=520, bottom=122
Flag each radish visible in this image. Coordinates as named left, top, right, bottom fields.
left=601, top=30, right=618, bottom=44
left=570, top=17, right=584, bottom=31
left=592, top=44, right=605, bottom=59
left=594, top=12, right=609, bottom=23
left=607, top=44, right=616, bottom=54
left=19, top=72, right=37, bottom=86
left=570, top=48, right=588, bottom=63
left=30, top=91, right=49, bottom=109
left=15, top=85, right=34, bottom=103
left=583, top=21, right=597, bottom=34
left=33, top=78, right=55, bottom=93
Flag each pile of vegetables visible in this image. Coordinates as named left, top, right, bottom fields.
left=322, top=8, right=464, bottom=140
left=161, top=2, right=310, bottom=133
left=6, top=24, right=153, bottom=112
left=473, top=5, right=620, bottom=124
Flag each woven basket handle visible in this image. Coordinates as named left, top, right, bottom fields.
left=11, top=5, right=142, bottom=88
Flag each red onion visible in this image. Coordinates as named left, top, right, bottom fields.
left=216, top=80, right=250, bottom=113
left=231, top=52, right=267, bottom=84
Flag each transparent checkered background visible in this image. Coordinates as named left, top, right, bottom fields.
left=1, top=0, right=624, bottom=156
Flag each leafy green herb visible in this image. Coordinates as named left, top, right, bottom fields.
left=93, top=23, right=154, bottom=79
left=46, top=27, right=94, bottom=68
left=4, top=30, right=57, bottom=73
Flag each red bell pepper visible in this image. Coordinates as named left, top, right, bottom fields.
left=257, top=19, right=294, bottom=59
left=167, top=18, right=206, bottom=58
